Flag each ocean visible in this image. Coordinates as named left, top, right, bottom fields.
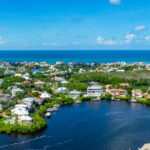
left=0, top=50, right=150, bottom=63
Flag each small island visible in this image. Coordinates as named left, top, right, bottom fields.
left=0, top=61, right=150, bottom=134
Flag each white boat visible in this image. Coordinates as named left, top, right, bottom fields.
left=130, top=99, right=137, bottom=103
left=45, top=112, right=51, bottom=117
left=91, top=97, right=101, bottom=101
left=54, top=104, right=61, bottom=108
left=46, top=107, right=58, bottom=112
left=75, top=100, right=82, bottom=104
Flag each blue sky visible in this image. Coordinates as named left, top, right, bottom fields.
left=0, top=0, right=150, bottom=50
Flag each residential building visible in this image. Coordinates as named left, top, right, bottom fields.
left=107, top=89, right=127, bottom=97
left=132, top=89, right=143, bottom=98
left=22, top=97, right=35, bottom=107
left=40, top=92, right=52, bottom=99
left=11, top=87, right=24, bottom=97
left=69, top=90, right=81, bottom=99
left=34, top=80, right=45, bottom=87
left=120, top=83, right=130, bottom=87
left=54, top=87, right=67, bottom=94
left=19, top=115, right=32, bottom=126
left=85, top=85, right=103, bottom=97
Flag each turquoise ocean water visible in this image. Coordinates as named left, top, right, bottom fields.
left=0, top=50, right=150, bottom=63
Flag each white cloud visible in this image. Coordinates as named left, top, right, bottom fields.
left=96, top=35, right=117, bottom=45
left=145, top=35, right=150, bottom=41
left=104, top=39, right=117, bottom=45
left=73, top=41, right=80, bottom=45
left=43, top=42, right=58, bottom=47
left=0, top=41, right=5, bottom=45
left=109, top=0, right=120, bottom=5
left=97, top=36, right=104, bottom=44
left=134, top=25, right=146, bottom=31
left=125, top=33, right=135, bottom=43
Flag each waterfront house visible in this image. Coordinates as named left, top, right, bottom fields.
left=69, top=90, right=81, bottom=99
left=85, top=85, right=103, bottom=97
left=107, top=89, right=127, bottom=97
left=11, top=104, right=32, bottom=126
left=54, top=87, right=67, bottom=94
left=132, top=89, right=143, bottom=98
left=19, top=115, right=32, bottom=126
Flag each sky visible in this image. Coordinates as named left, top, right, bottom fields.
left=0, top=0, right=150, bottom=50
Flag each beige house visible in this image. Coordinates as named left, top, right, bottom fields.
left=132, top=89, right=143, bottom=98
left=120, top=83, right=130, bottom=87
left=107, top=89, right=127, bottom=97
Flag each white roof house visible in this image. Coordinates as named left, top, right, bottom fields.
left=40, top=92, right=52, bottom=99
left=22, top=97, right=35, bottom=107
left=11, top=87, right=24, bottom=97
left=55, top=77, right=65, bottom=82
left=61, top=80, right=69, bottom=85
left=22, top=73, right=30, bottom=80
left=34, top=80, right=45, bottom=86
left=18, top=114, right=32, bottom=126
left=54, top=87, right=67, bottom=94
left=79, top=68, right=86, bottom=73
left=20, top=115, right=32, bottom=121
left=11, top=104, right=32, bottom=125
left=56, top=61, right=64, bottom=65
left=11, top=104, right=29, bottom=116
left=85, top=86, right=103, bottom=97
left=4, top=69, right=16, bottom=75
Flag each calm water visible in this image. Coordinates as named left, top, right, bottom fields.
left=0, top=50, right=150, bottom=63
left=0, top=101, right=150, bottom=150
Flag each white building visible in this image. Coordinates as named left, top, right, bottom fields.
left=4, top=69, right=16, bottom=75
left=79, top=68, right=86, bottom=73
left=69, top=90, right=81, bottom=99
left=40, top=91, right=52, bottom=99
left=22, top=97, right=35, bottom=107
left=22, top=73, right=30, bottom=80
left=11, top=104, right=32, bottom=126
left=56, top=61, right=64, bottom=65
left=85, top=86, right=103, bottom=97
left=54, top=87, right=67, bottom=94
left=11, top=87, right=24, bottom=97
left=34, top=80, right=45, bottom=87
left=11, top=104, right=29, bottom=116
left=19, top=115, right=32, bottom=126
